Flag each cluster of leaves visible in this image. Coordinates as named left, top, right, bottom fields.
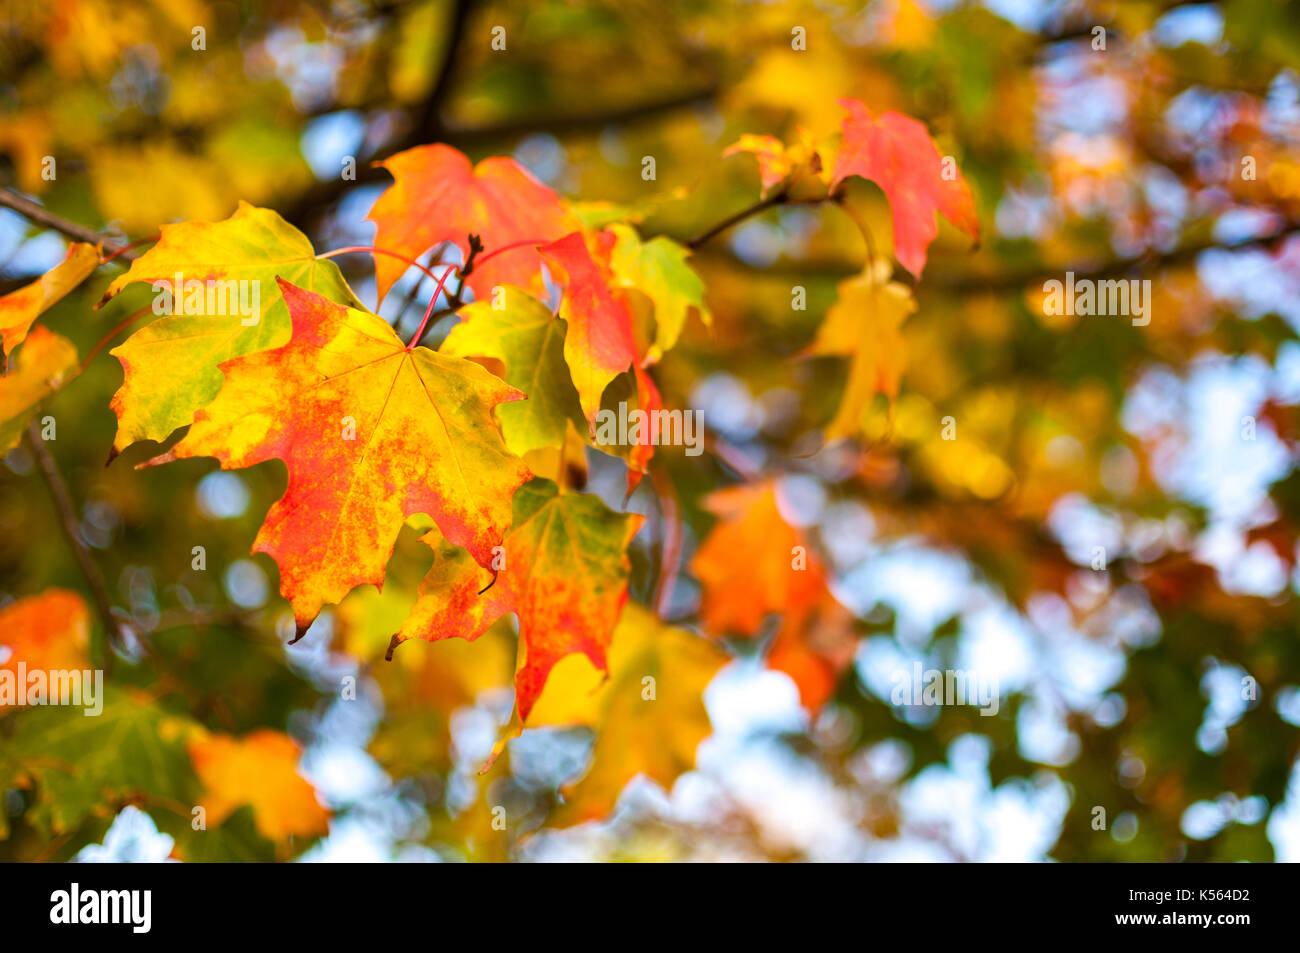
left=1, top=89, right=977, bottom=851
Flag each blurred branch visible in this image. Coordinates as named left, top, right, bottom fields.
left=685, top=215, right=1300, bottom=292
left=411, top=0, right=476, bottom=140
left=27, top=421, right=126, bottom=654
left=650, top=465, right=683, bottom=618
left=447, top=85, right=719, bottom=143
left=0, top=188, right=136, bottom=260
left=1037, top=0, right=1211, bottom=43
left=705, top=433, right=763, bottom=482
left=282, top=84, right=718, bottom=232
left=933, top=218, right=1300, bottom=294
left=687, top=190, right=789, bottom=250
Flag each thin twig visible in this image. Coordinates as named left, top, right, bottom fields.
left=686, top=189, right=789, bottom=250
left=0, top=189, right=136, bottom=261
left=444, top=233, right=484, bottom=311
left=27, top=420, right=125, bottom=653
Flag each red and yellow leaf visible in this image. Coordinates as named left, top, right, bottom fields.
left=539, top=231, right=640, bottom=422
left=148, top=280, right=530, bottom=635
left=831, top=97, right=978, bottom=276
left=367, top=143, right=579, bottom=304
left=98, top=202, right=362, bottom=455
left=394, top=478, right=643, bottom=722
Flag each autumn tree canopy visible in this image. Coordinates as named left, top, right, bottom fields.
left=2, top=0, right=1300, bottom=864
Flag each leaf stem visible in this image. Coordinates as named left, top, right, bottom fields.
left=315, top=244, right=446, bottom=286
left=405, top=264, right=459, bottom=349
left=78, top=305, right=153, bottom=374
left=404, top=235, right=549, bottom=348
left=100, top=236, right=159, bottom=264
left=650, top=465, right=683, bottom=618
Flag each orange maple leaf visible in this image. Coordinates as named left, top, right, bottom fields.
left=767, top=593, right=858, bottom=714
left=691, top=482, right=827, bottom=635
left=0, top=589, right=90, bottom=715
left=188, top=729, right=329, bottom=841
left=148, top=279, right=531, bottom=636
left=367, top=143, right=579, bottom=304
left=831, top=98, right=978, bottom=277
left=691, top=482, right=855, bottom=712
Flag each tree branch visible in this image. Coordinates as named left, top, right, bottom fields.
left=27, top=421, right=126, bottom=653
left=282, top=85, right=718, bottom=233
left=412, top=0, right=476, bottom=140
left=0, top=189, right=136, bottom=261
left=933, top=219, right=1300, bottom=294
left=687, top=189, right=789, bottom=250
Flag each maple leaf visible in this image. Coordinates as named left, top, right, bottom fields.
left=5, top=686, right=197, bottom=838
left=809, top=265, right=916, bottom=442
left=394, top=478, right=643, bottom=721
left=440, top=285, right=585, bottom=456
left=0, top=242, right=99, bottom=359
left=539, top=231, right=641, bottom=422
left=723, top=129, right=829, bottom=199
left=367, top=143, right=579, bottom=305
left=98, top=202, right=362, bottom=455
left=0, top=589, right=90, bottom=716
left=525, top=602, right=728, bottom=826
left=605, top=223, right=711, bottom=362
left=831, top=98, right=978, bottom=277
left=691, top=482, right=827, bottom=636
left=0, top=325, right=78, bottom=451
left=148, top=279, right=531, bottom=635
left=188, top=729, right=329, bottom=842
left=691, top=482, right=855, bottom=711
left=724, top=134, right=796, bottom=195
left=767, top=592, right=858, bottom=714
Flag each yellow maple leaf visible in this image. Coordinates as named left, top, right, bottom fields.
left=811, top=265, right=916, bottom=442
